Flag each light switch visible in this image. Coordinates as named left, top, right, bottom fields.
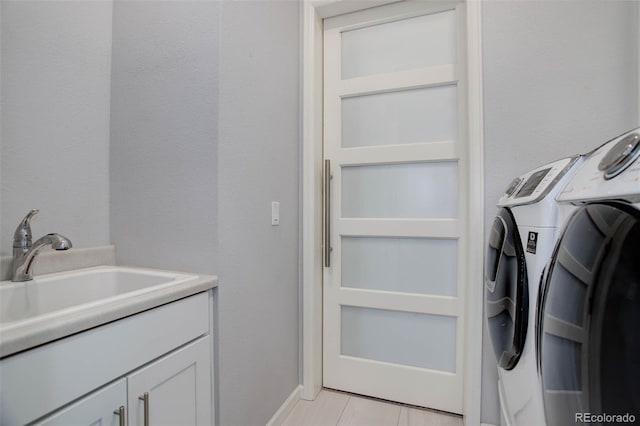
left=271, top=201, right=280, bottom=226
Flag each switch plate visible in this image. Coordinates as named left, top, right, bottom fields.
left=271, top=202, right=280, bottom=226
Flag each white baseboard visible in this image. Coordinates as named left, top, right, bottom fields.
left=266, top=385, right=303, bottom=426
left=481, top=423, right=498, bottom=426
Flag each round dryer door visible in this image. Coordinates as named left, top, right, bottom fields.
left=485, top=208, right=529, bottom=370
left=538, top=203, right=640, bottom=425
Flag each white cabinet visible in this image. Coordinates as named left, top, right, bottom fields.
left=128, top=337, right=212, bottom=426
left=0, top=291, right=214, bottom=426
left=34, top=379, right=126, bottom=426
left=35, top=336, right=212, bottom=426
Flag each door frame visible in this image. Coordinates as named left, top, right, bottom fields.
left=300, top=1, right=485, bottom=424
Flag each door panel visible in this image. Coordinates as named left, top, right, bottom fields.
left=341, top=162, right=459, bottom=218
left=323, top=0, right=466, bottom=413
left=341, top=305, right=457, bottom=371
left=341, top=236, right=458, bottom=296
left=341, top=85, right=457, bottom=147
left=340, top=9, right=456, bottom=79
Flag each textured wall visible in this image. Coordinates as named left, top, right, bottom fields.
left=110, top=1, right=300, bottom=425
left=217, top=1, right=300, bottom=424
left=481, top=1, right=639, bottom=423
left=1, top=1, right=113, bottom=256
left=4, top=1, right=636, bottom=424
left=110, top=0, right=219, bottom=275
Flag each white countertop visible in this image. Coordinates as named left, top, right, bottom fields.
left=0, top=266, right=217, bottom=358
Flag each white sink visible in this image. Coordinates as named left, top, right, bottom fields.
left=0, top=266, right=198, bottom=330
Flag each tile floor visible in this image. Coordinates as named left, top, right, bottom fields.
left=281, top=389, right=463, bottom=426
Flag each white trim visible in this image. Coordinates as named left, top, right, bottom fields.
left=338, top=65, right=456, bottom=97
left=301, top=1, right=484, bottom=423
left=481, top=424, right=499, bottom=426
left=338, top=218, right=460, bottom=238
left=265, top=385, right=302, bottom=426
left=323, top=0, right=458, bottom=31
left=313, top=0, right=404, bottom=20
left=338, top=288, right=462, bottom=316
left=338, top=141, right=459, bottom=165
left=301, top=0, right=324, bottom=401
left=463, top=1, right=484, bottom=426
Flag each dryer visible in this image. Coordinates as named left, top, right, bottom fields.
left=486, top=155, right=582, bottom=426
left=538, top=127, right=640, bottom=426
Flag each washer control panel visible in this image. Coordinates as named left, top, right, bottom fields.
left=558, top=127, right=640, bottom=203
left=499, top=156, right=580, bottom=207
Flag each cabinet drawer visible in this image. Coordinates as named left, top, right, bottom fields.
left=1, top=292, right=209, bottom=425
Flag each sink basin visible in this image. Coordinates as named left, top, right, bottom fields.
left=0, top=266, right=198, bottom=329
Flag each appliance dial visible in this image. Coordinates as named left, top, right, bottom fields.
left=598, top=132, right=640, bottom=179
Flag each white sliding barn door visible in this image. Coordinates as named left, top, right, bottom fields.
left=322, top=0, right=468, bottom=414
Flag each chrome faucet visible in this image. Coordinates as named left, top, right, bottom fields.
left=12, top=209, right=72, bottom=282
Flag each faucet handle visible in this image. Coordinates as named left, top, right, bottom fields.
left=13, top=209, right=39, bottom=248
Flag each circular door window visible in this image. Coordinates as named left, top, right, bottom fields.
left=485, top=208, right=528, bottom=370
left=539, top=202, right=640, bottom=425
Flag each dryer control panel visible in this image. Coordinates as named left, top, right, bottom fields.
left=498, top=156, right=580, bottom=207
left=558, top=127, right=640, bottom=204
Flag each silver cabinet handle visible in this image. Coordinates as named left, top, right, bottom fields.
left=113, top=406, right=125, bottom=426
left=324, top=159, right=332, bottom=268
left=139, top=392, right=149, bottom=426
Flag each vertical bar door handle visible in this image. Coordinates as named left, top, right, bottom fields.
left=324, top=159, right=332, bottom=268
left=139, top=392, right=149, bottom=426
left=114, top=406, right=125, bottom=426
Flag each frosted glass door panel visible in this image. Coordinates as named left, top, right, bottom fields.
left=341, top=11, right=456, bottom=79
left=341, top=306, right=456, bottom=372
left=342, top=86, right=457, bottom=148
left=341, top=162, right=458, bottom=218
left=341, top=237, right=458, bottom=296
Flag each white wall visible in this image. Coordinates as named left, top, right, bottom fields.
left=0, top=1, right=113, bottom=256
left=109, top=2, right=300, bottom=425
left=109, top=0, right=219, bottom=275
left=481, top=1, right=639, bottom=424
left=217, top=1, right=300, bottom=424
left=4, top=1, right=637, bottom=424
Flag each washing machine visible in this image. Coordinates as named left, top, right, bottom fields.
left=486, top=155, right=582, bottom=426
left=538, top=127, right=640, bottom=426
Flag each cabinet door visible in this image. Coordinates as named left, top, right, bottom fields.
left=33, top=379, right=126, bottom=426
left=128, top=336, right=212, bottom=426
